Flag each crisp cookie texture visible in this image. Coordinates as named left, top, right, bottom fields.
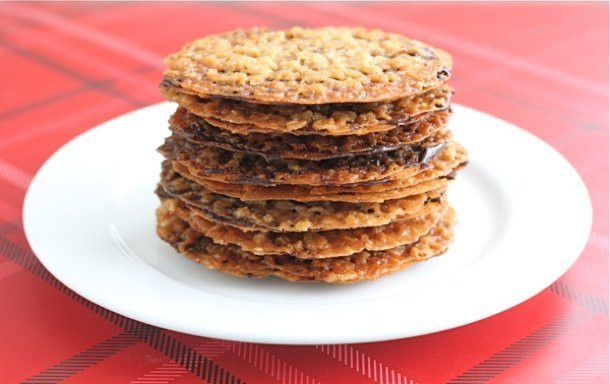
left=162, top=84, right=451, bottom=136
left=171, top=107, right=450, bottom=160
left=161, top=197, right=444, bottom=259
left=158, top=132, right=450, bottom=186
left=156, top=203, right=456, bottom=283
left=169, top=141, right=466, bottom=202
left=163, top=27, right=452, bottom=104
left=158, top=162, right=445, bottom=232
left=175, top=161, right=450, bottom=202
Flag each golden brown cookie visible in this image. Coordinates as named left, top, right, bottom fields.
left=158, top=132, right=450, bottom=186
left=162, top=84, right=451, bottom=136
left=156, top=203, right=456, bottom=283
left=174, top=161, right=451, bottom=202
left=157, top=162, right=446, bottom=232
left=170, top=107, right=450, bottom=160
left=162, top=27, right=452, bottom=104
left=161, top=197, right=445, bottom=259
left=169, top=140, right=466, bottom=202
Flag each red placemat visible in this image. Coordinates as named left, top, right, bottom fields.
left=0, top=3, right=607, bottom=383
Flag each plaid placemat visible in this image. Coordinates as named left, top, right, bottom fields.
left=0, top=2, right=607, bottom=383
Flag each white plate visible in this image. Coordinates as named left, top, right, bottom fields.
left=23, top=103, right=591, bottom=344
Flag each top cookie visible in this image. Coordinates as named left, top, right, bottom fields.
left=163, top=27, right=452, bottom=104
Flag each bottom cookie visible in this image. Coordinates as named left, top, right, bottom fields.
left=156, top=203, right=456, bottom=283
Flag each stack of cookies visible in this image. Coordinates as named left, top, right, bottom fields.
left=155, top=27, right=467, bottom=283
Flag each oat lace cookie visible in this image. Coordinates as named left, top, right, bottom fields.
left=162, top=27, right=452, bottom=104
left=162, top=84, right=452, bottom=136
left=161, top=197, right=445, bottom=259
left=158, top=131, right=451, bottom=186
left=157, top=26, right=465, bottom=283
left=156, top=203, right=456, bottom=283
left=157, top=163, right=446, bottom=232
left=170, top=107, right=451, bottom=160
left=173, top=161, right=453, bottom=203
left=168, top=140, right=466, bottom=203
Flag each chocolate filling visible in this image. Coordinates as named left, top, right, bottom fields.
left=169, top=107, right=450, bottom=161
left=158, top=133, right=448, bottom=186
